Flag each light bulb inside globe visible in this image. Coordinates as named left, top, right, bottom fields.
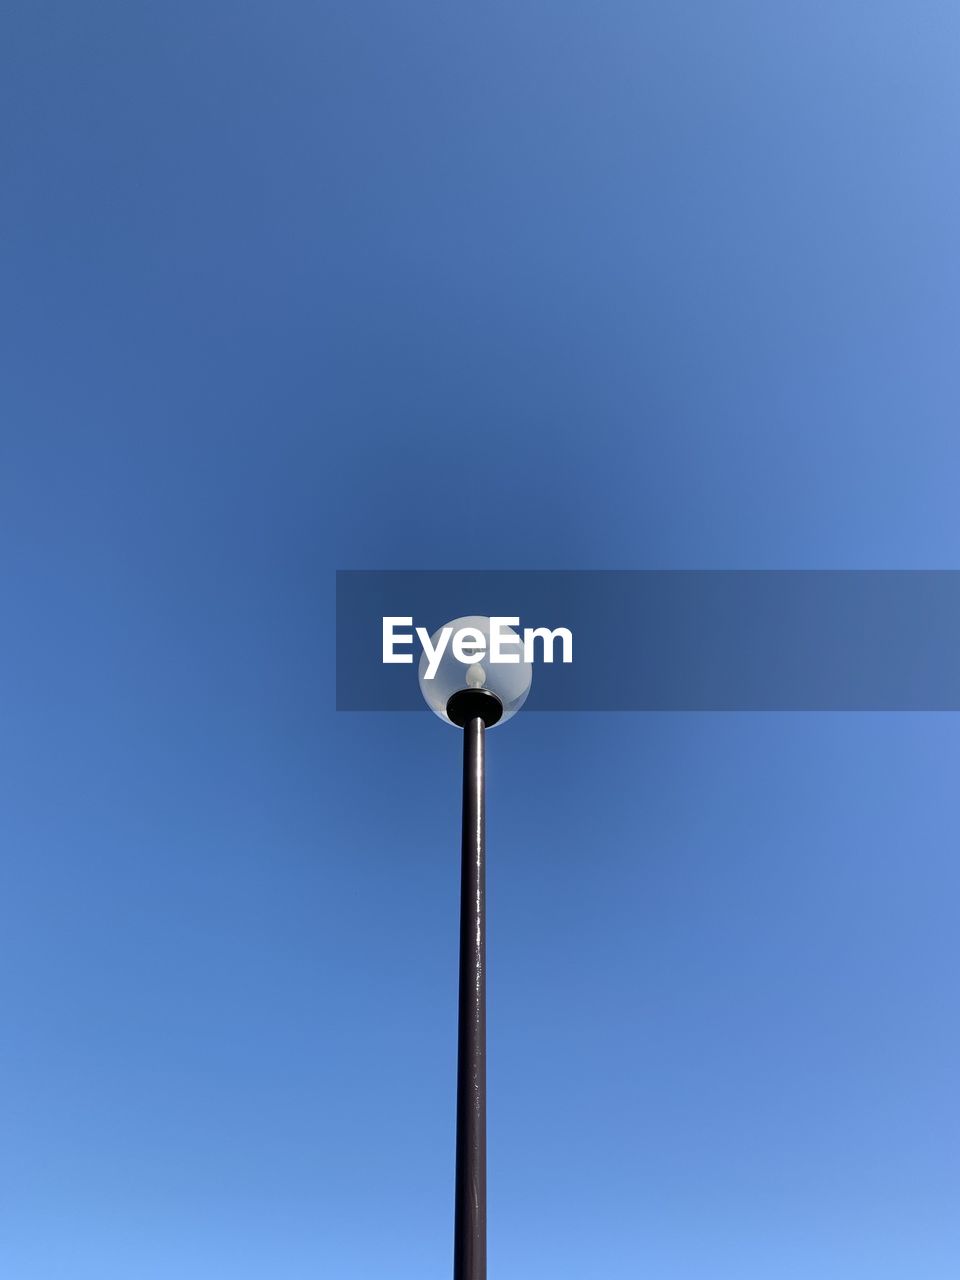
left=465, top=663, right=486, bottom=689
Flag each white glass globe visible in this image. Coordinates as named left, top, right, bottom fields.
left=418, top=615, right=532, bottom=727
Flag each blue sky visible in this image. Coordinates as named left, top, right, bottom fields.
left=2, top=2, right=959, bottom=1277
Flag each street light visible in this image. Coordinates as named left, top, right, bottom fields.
left=419, top=617, right=532, bottom=1280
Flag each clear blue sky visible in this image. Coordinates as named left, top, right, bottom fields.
left=2, top=3, right=959, bottom=1277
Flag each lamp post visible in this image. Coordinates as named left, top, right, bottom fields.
left=419, top=617, right=532, bottom=1280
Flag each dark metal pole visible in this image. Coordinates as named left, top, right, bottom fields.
left=454, top=715, right=486, bottom=1280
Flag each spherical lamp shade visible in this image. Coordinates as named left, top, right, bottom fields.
left=418, top=615, right=532, bottom=727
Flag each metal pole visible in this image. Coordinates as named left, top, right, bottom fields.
left=454, top=715, right=486, bottom=1280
